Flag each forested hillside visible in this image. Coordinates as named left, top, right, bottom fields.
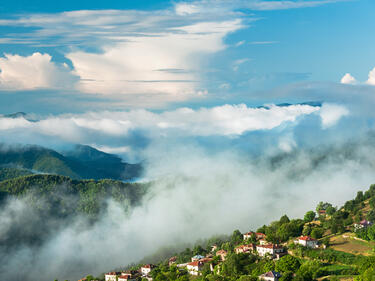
left=0, top=174, right=149, bottom=250
left=0, top=143, right=142, bottom=180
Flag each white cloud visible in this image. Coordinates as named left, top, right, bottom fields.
left=232, top=58, right=250, bottom=71
left=0, top=53, right=77, bottom=90
left=247, top=0, right=347, bottom=10
left=340, top=73, right=357, bottom=85
left=366, top=67, right=375, bottom=85
left=67, top=19, right=242, bottom=96
left=175, top=3, right=200, bottom=15
left=0, top=104, right=320, bottom=145
left=319, top=103, right=349, bottom=129
left=235, top=40, right=245, bottom=47
left=0, top=0, right=347, bottom=101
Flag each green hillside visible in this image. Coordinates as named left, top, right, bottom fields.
left=92, top=185, right=375, bottom=281
left=0, top=144, right=142, bottom=180
left=0, top=174, right=149, bottom=250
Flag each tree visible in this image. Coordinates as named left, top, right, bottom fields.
left=366, top=210, right=375, bottom=222
left=231, top=230, right=243, bottom=245
left=304, top=211, right=316, bottom=222
left=279, top=271, right=294, bottom=281
left=310, top=228, right=324, bottom=239
left=280, top=215, right=290, bottom=224
left=367, top=225, right=375, bottom=241
left=356, top=191, right=364, bottom=203
left=326, top=205, right=336, bottom=216
left=369, top=197, right=375, bottom=209
left=302, top=225, right=312, bottom=236
left=275, top=255, right=301, bottom=273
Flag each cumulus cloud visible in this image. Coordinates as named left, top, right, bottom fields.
left=319, top=103, right=349, bottom=129
left=340, top=73, right=357, bottom=85
left=0, top=7, right=244, bottom=98
left=366, top=67, right=375, bottom=85
left=0, top=0, right=348, bottom=101
left=67, top=19, right=242, bottom=96
left=0, top=53, right=77, bottom=90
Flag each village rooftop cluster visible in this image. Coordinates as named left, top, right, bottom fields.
left=89, top=232, right=320, bottom=281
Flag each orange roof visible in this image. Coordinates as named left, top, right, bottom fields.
left=216, top=249, right=227, bottom=254
left=299, top=236, right=317, bottom=241
left=188, top=261, right=202, bottom=267
left=257, top=244, right=283, bottom=249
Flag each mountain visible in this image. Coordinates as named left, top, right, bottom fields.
left=0, top=174, right=149, bottom=249
left=0, top=143, right=142, bottom=180
left=3, top=112, right=27, bottom=119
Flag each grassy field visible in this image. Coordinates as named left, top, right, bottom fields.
left=329, top=233, right=375, bottom=256
left=317, top=275, right=354, bottom=281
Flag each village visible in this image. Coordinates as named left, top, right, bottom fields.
left=76, top=192, right=375, bottom=281
left=89, top=232, right=322, bottom=281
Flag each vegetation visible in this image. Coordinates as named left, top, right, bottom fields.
left=96, top=183, right=375, bottom=281
left=0, top=174, right=149, bottom=251
left=0, top=143, right=142, bottom=180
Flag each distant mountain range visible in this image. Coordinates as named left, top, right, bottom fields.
left=0, top=143, right=142, bottom=181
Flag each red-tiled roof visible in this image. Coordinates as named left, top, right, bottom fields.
left=257, top=244, right=283, bottom=249
left=188, top=261, right=202, bottom=267
left=299, top=236, right=317, bottom=241
left=216, top=249, right=227, bottom=254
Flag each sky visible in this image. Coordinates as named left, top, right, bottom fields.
left=0, top=0, right=374, bottom=113
left=2, top=2, right=375, bottom=280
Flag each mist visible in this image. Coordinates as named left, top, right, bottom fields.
left=1, top=133, right=375, bottom=281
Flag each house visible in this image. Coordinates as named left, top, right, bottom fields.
left=118, top=271, right=139, bottom=281
left=169, top=256, right=177, bottom=266
left=191, top=254, right=205, bottom=262
left=187, top=261, right=204, bottom=275
left=216, top=249, right=228, bottom=261
left=235, top=244, right=255, bottom=254
left=105, top=272, right=120, bottom=281
left=141, top=264, right=155, bottom=276
left=243, top=232, right=266, bottom=240
left=259, top=239, right=268, bottom=245
left=259, top=271, right=282, bottom=281
left=211, top=244, right=218, bottom=252
left=243, top=231, right=255, bottom=240
left=296, top=236, right=318, bottom=248
left=318, top=210, right=326, bottom=216
left=187, top=258, right=212, bottom=275
left=118, top=274, right=138, bottom=281
left=256, top=244, right=284, bottom=258
left=354, top=220, right=373, bottom=230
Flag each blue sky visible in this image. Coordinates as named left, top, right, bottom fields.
left=0, top=0, right=374, bottom=114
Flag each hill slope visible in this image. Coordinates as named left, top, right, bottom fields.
left=0, top=143, right=142, bottom=180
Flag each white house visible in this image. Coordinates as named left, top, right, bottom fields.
left=256, top=244, right=284, bottom=258
left=187, top=261, right=204, bottom=275
left=259, top=271, right=282, bottom=281
left=235, top=244, right=255, bottom=254
left=105, top=272, right=120, bottom=281
left=297, top=236, right=318, bottom=248
left=141, top=264, right=155, bottom=276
